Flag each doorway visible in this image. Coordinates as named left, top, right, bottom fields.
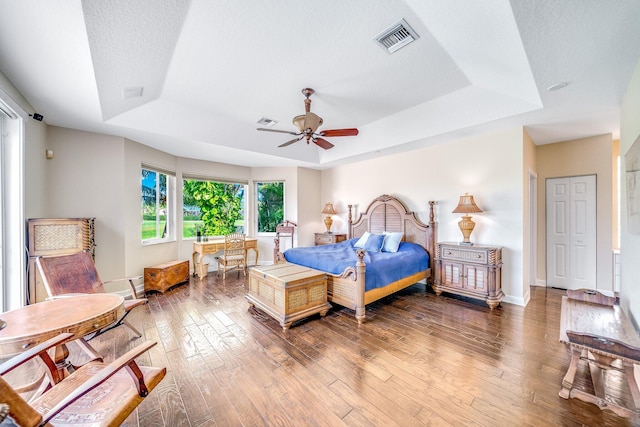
left=546, top=175, right=597, bottom=290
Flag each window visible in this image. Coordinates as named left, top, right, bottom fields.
left=0, top=97, right=25, bottom=310
left=256, top=181, right=284, bottom=233
left=182, top=178, right=246, bottom=238
left=141, top=167, right=175, bottom=243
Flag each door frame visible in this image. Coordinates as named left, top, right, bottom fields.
left=529, top=169, right=538, bottom=287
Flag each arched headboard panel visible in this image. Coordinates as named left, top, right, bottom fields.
left=348, top=195, right=436, bottom=270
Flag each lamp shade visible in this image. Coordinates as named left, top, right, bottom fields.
left=452, top=193, right=482, bottom=214
left=321, top=202, right=337, bottom=215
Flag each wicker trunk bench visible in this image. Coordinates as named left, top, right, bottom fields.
left=247, top=263, right=331, bottom=331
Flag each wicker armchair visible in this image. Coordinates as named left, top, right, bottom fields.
left=217, top=233, right=246, bottom=279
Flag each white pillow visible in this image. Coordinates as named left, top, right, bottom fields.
left=382, top=231, right=403, bottom=252
left=354, top=231, right=371, bottom=248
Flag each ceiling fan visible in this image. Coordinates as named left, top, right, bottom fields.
left=257, top=88, right=358, bottom=150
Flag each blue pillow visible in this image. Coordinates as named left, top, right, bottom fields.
left=363, top=233, right=385, bottom=252
left=354, top=231, right=370, bottom=248
left=382, top=232, right=403, bottom=252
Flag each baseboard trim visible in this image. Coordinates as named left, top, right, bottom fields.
left=503, top=295, right=527, bottom=306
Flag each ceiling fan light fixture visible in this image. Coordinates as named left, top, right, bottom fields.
left=303, top=112, right=323, bottom=133
left=292, top=114, right=306, bottom=132
left=261, top=87, right=357, bottom=150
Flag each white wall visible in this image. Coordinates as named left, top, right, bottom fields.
left=0, top=69, right=47, bottom=219
left=47, top=126, right=127, bottom=281
left=321, top=127, right=527, bottom=304
left=296, top=167, right=322, bottom=247
left=620, top=57, right=640, bottom=326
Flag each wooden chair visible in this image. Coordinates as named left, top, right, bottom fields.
left=0, top=332, right=165, bottom=427
left=36, top=252, right=147, bottom=338
left=217, top=232, right=246, bottom=280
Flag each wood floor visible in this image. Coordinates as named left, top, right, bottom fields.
left=8, top=272, right=639, bottom=426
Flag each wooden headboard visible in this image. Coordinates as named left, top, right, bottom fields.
left=347, top=195, right=436, bottom=265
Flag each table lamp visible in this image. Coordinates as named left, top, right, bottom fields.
left=321, top=202, right=337, bottom=233
left=452, top=193, right=482, bottom=245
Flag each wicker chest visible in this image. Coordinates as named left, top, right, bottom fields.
left=247, top=263, right=331, bottom=330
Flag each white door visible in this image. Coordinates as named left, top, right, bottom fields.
left=546, top=175, right=597, bottom=290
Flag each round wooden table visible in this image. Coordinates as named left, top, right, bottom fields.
left=0, top=293, right=124, bottom=358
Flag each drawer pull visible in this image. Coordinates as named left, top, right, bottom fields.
left=22, top=342, right=32, bottom=349
left=476, top=254, right=482, bottom=258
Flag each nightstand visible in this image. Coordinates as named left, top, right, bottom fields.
left=314, top=233, right=347, bottom=246
left=433, top=242, right=504, bottom=309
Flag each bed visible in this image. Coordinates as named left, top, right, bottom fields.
left=273, top=194, right=436, bottom=324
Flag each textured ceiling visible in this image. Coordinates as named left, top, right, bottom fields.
left=0, top=0, right=639, bottom=169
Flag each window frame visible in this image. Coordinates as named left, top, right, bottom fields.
left=141, top=166, right=176, bottom=245
left=0, top=95, right=26, bottom=310
left=255, top=180, right=285, bottom=235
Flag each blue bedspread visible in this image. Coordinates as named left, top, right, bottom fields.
left=283, top=238, right=430, bottom=291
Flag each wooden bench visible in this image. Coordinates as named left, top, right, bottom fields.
left=144, top=260, right=189, bottom=294
left=559, top=289, right=640, bottom=422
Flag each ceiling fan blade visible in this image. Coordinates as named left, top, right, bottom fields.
left=278, top=137, right=303, bottom=148
left=319, top=128, right=359, bottom=137
left=313, top=137, right=334, bottom=150
left=257, top=128, right=300, bottom=136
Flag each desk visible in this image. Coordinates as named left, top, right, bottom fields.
left=192, top=238, right=258, bottom=279
left=559, top=291, right=640, bottom=421
left=0, top=294, right=124, bottom=382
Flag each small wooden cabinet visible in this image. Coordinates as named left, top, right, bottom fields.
left=433, top=242, right=504, bottom=309
left=314, top=233, right=347, bottom=246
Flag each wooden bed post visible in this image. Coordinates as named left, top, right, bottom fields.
left=348, top=204, right=353, bottom=239
left=354, top=249, right=366, bottom=325
left=427, top=201, right=436, bottom=284
left=273, top=236, right=280, bottom=264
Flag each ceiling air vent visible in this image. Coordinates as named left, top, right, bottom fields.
left=257, top=117, right=277, bottom=127
left=374, top=19, right=419, bottom=54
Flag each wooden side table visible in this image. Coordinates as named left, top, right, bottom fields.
left=433, top=242, right=504, bottom=309
left=0, top=294, right=125, bottom=386
left=314, top=233, right=347, bottom=246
